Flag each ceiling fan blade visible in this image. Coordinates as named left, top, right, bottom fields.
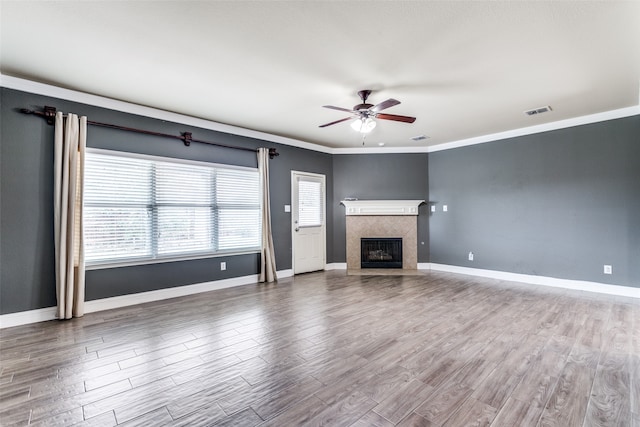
left=375, top=113, right=416, bottom=123
left=322, top=105, right=355, bottom=113
left=370, top=98, right=400, bottom=113
left=319, top=117, right=353, bottom=128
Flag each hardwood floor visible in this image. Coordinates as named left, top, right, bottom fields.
left=1, top=270, right=638, bottom=426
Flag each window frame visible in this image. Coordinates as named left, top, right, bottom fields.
left=84, top=148, right=262, bottom=270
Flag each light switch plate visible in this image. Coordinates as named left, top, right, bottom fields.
left=443, top=205, right=448, bottom=212
left=284, top=205, right=291, bottom=212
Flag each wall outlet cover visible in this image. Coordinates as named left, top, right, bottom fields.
left=443, top=205, right=448, bottom=212
left=604, top=265, right=612, bottom=274
left=220, top=262, right=227, bottom=271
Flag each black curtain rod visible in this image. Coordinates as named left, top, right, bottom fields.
left=19, top=106, right=279, bottom=159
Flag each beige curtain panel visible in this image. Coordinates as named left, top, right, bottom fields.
left=258, top=148, right=277, bottom=283
left=54, top=112, right=87, bottom=319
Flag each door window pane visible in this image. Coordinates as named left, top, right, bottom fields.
left=298, top=179, right=323, bottom=227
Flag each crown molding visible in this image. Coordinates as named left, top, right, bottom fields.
left=0, top=73, right=333, bottom=154
left=331, top=105, right=639, bottom=155
left=330, top=146, right=430, bottom=155
left=3, top=74, right=638, bottom=156
left=425, top=106, right=640, bottom=153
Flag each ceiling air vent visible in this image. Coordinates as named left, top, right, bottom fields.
left=410, top=135, right=429, bottom=141
left=524, top=106, right=552, bottom=116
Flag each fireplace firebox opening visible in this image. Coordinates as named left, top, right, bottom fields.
left=361, top=238, right=403, bottom=269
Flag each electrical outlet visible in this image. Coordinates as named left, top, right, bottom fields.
left=603, top=264, right=612, bottom=274
left=430, top=205, right=436, bottom=213
left=468, top=252, right=474, bottom=261
left=443, top=205, right=448, bottom=212
left=220, top=262, right=227, bottom=271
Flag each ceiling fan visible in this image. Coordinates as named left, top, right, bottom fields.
left=319, top=90, right=416, bottom=133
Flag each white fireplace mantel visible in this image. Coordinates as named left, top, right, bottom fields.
left=341, top=200, right=424, bottom=216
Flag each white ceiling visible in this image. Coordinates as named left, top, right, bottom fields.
left=2, top=1, right=639, bottom=150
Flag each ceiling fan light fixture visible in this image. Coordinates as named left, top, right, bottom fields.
left=350, top=117, right=377, bottom=133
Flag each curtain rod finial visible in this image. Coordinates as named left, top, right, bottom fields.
left=268, top=148, right=279, bottom=159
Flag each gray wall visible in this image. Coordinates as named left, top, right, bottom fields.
left=0, top=88, right=333, bottom=313
left=332, top=154, right=430, bottom=263
left=429, top=116, right=640, bottom=288
left=1, top=86, right=638, bottom=315
left=2, top=89, right=58, bottom=313
left=267, top=144, right=334, bottom=270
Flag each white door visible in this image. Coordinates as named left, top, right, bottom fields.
left=292, top=171, right=326, bottom=274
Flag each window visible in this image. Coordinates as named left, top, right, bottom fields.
left=84, top=150, right=261, bottom=266
left=297, top=178, right=324, bottom=227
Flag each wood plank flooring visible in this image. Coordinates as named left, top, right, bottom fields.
left=1, top=270, right=638, bottom=426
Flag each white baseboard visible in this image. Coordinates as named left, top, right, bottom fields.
left=0, top=270, right=290, bottom=329
left=429, top=263, right=640, bottom=299
left=0, top=307, right=58, bottom=329
left=324, top=261, right=638, bottom=298
left=277, top=269, right=294, bottom=278
left=3, top=265, right=637, bottom=328
left=84, top=274, right=261, bottom=314
left=325, top=263, right=347, bottom=270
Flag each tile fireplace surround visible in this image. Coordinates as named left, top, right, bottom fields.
left=341, top=200, right=424, bottom=270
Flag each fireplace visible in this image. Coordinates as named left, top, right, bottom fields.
left=341, top=200, right=424, bottom=271
left=361, top=238, right=403, bottom=269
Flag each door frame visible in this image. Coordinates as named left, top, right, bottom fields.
left=291, top=170, right=326, bottom=274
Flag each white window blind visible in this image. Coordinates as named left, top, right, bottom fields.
left=84, top=151, right=261, bottom=265
left=215, top=169, right=261, bottom=251
left=297, top=178, right=324, bottom=227
left=84, top=155, right=153, bottom=261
